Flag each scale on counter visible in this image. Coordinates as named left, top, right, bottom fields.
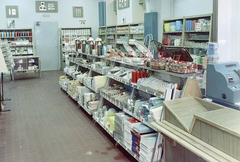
left=206, top=62, right=240, bottom=110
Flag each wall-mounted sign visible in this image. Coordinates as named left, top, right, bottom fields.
left=73, top=6, right=83, bottom=18
left=35, top=1, right=58, bottom=13
left=79, top=20, right=86, bottom=26
left=118, top=0, right=129, bottom=10
left=6, top=6, right=19, bottom=18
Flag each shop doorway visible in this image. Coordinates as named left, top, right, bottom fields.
left=34, top=21, right=60, bottom=71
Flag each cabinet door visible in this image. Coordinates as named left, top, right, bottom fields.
left=99, top=2, right=106, bottom=26
left=144, top=12, right=158, bottom=41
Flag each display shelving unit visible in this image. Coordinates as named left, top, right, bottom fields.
left=98, top=26, right=107, bottom=45
left=60, top=27, right=92, bottom=70
left=0, top=28, right=41, bottom=79
left=13, top=56, right=41, bottom=80
left=162, top=14, right=212, bottom=56
left=60, top=51, right=200, bottom=161
left=98, top=23, right=144, bottom=52
left=0, top=28, right=34, bottom=57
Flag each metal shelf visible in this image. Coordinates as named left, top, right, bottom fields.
left=188, top=39, right=209, bottom=41
left=163, top=31, right=182, bottom=33
left=76, top=53, right=201, bottom=78
left=13, top=53, right=33, bottom=56
left=93, top=116, right=113, bottom=137
left=0, top=36, right=32, bottom=38
left=100, top=93, right=123, bottom=110
left=129, top=33, right=144, bottom=34
left=185, top=30, right=210, bottom=33
left=10, top=44, right=33, bottom=47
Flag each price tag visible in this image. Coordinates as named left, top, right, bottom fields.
left=146, top=89, right=148, bottom=92
left=154, top=92, right=156, bottom=96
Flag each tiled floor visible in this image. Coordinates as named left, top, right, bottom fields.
left=0, top=71, right=137, bottom=162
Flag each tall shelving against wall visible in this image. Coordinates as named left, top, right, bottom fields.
left=98, top=26, right=106, bottom=45
left=106, top=25, right=116, bottom=48
left=162, top=14, right=212, bottom=56
left=60, top=27, right=92, bottom=70
left=116, top=24, right=129, bottom=52
left=0, top=28, right=34, bottom=57
left=129, top=23, right=144, bottom=45
left=98, top=23, right=144, bottom=52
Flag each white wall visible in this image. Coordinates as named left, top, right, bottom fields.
left=132, top=0, right=145, bottom=23
left=106, top=0, right=117, bottom=26
left=173, top=0, right=212, bottom=17
left=0, top=0, right=102, bottom=38
left=117, top=0, right=145, bottom=25
left=117, top=1, right=133, bottom=24
left=145, top=0, right=172, bottom=42
left=145, top=0, right=212, bottom=42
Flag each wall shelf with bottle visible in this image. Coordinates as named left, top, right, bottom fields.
left=60, top=27, right=92, bottom=70
left=0, top=28, right=34, bottom=57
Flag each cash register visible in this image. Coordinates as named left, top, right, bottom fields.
left=206, top=62, right=240, bottom=110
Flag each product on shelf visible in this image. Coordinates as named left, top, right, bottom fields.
left=92, top=75, right=107, bottom=92
left=83, top=77, right=92, bottom=88
left=100, top=107, right=118, bottom=132
left=92, top=61, right=110, bottom=74
left=60, top=78, right=70, bottom=91
left=148, top=105, right=163, bottom=123
left=131, top=71, right=147, bottom=84
left=137, top=77, right=174, bottom=96
left=165, top=60, right=198, bottom=73
left=185, top=19, right=210, bottom=31
left=67, top=80, right=81, bottom=99
left=107, top=67, right=134, bottom=84
left=100, top=84, right=131, bottom=108
left=76, top=72, right=88, bottom=83
left=0, top=42, right=14, bottom=70
left=94, top=37, right=103, bottom=56
left=107, top=27, right=116, bottom=34
left=117, top=26, right=129, bottom=34
left=139, top=133, right=158, bottom=162
left=59, top=75, right=69, bottom=85
left=131, top=125, right=155, bottom=156
left=114, top=113, right=131, bottom=142
left=78, top=86, right=91, bottom=105
left=64, top=66, right=76, bottom=75
left=87, top=37, right=94, bottom=54
left=88, top=101, right=99, bottom=111
left=124, top=118, right=141, bottom=150
left=129, top=24, right=144, bottom=34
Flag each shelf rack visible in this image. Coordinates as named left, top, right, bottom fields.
left=98, top=23, right=144, bottom=50
left=61, top=51, right=200, bottom=161
left=0, top=28, right=34, bottom=57
left=162, top=13, right=212, bottom=57
left=60, top=27, right=92, bottom=70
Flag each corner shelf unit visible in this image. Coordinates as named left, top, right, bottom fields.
left=60, top=27, right=92, bottom=70
left=0, top=28, right=34, bottom=57
left=13, top=56, right=41, bottom=80
left=98, top=23, right=144, bottom=51
left=162, top=13, right=212, bottom=56
left=60, top=51, right=200, bottom=161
